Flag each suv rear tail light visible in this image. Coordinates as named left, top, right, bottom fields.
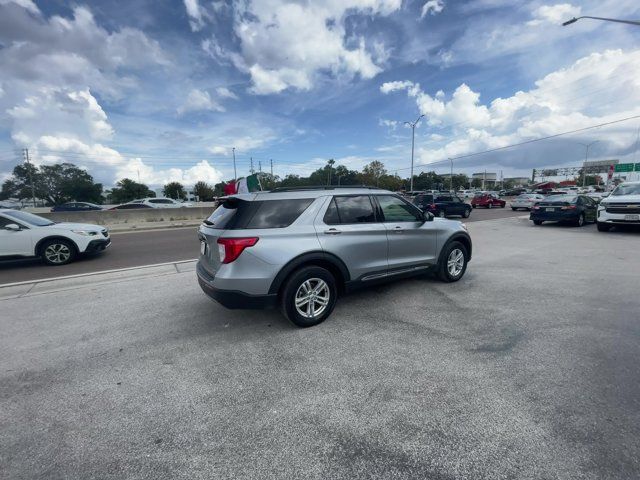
left=217, top=237, right=259, bottom=263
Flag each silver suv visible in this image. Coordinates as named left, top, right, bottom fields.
left=196, top=187, right=472, bottom=327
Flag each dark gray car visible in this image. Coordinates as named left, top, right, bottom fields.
left=197, top=187, right=472, bottom=327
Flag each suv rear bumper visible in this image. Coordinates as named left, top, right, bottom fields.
left=197, top=261, right=277, bottom=309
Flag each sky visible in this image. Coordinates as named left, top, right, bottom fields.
left=1, top=0, right=640, bottom=188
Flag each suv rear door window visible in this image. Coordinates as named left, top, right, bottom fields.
left=324, top=195, right=376, bottom=224
left=205, top=198, right=313, bottom=229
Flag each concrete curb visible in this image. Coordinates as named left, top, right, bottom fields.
left=0, top=259, right=198, bottom=300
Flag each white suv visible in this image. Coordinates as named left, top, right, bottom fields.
left=129, top=198, right=193, bottom=208
left=0, top=209, right=110, bottom=265
left=597, top=181, right=640, bottom=231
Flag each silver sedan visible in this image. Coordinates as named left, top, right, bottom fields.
left=511, top=194, right=546, bottom=211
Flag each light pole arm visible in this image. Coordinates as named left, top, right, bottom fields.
left=563, top=16, right=640, bottom=27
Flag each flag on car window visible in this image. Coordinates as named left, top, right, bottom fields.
left=224, top=173, right=261, bottom=195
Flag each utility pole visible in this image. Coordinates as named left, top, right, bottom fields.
left=232, top=147, right=237, bottom=180
left=483, top=170, right=486, bottom=190
left=258, top=160, right=262, bottom=173
left=23, top=148, right=37, bottom=208
left=579, top=141, right=599, bottom=187
left=250, top=157, right=254, bottom=174
left=500, top=170, right=503, bottom=189
left=270, top=159, right=273, bottom=177
left=449, top=158, right=453, bottom=192
left=404, top=114, right=424, bottom=192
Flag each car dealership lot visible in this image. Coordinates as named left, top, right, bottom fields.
left=2, top=217, right=639, bottom=479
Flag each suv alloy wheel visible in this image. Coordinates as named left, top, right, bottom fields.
left=281, top=266, right=338, bottom=327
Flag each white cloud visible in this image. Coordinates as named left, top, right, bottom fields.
left=381, top=49, right=640, bottom=169
left=379, top=119, right=399, bottom=130
left=116, top=158, right=223, bottom=186
left=421, top=0, right=444, bottom=18
left=216, top=87, right=238, bottom=100
left=183, top=0, right=211, bottom=31
left=177, top=89, right=225, bottom=115
left=7, top=88, right=115, bottom=146
left=207, top=133, right=276, bottom=157
left=226, top=0, right=401, bottom=95
left=0, top=0, right=39, bottom=14
left=528, top=3, right=581, bottom=26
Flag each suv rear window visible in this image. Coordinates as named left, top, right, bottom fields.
left=205, top=198, right=313, bottom=229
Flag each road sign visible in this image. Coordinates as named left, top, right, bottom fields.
left=614, top=163, right=635, bottom=173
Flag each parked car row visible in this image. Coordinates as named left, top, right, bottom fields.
left=527, top=181, right=640, bottom=231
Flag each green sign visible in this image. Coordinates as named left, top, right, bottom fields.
left=614, top=163, right=635, bottom=172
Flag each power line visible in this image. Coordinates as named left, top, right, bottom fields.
left=393, top=113, right=640, bottom=173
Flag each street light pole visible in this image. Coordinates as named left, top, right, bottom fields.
left=449, top=157, right=453, bottom=192
left=232, top=147, right=237, bottom=180
left=404, top=114, right=424, bottom=192
left=578, top=141, right=600, bottom=187
left=563, top=16, right=640, bottom=27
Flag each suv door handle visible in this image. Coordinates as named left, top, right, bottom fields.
left=324, top=228, right=342, bottom=235
left=393, top=226, right=404, bottom=234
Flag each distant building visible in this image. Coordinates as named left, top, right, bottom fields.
left=472, top=172, right=497, bottom=188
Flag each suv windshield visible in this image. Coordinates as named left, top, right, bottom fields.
left=611, top=184, right=640, bottom=196
left=4, top=210, right=54, bottom=226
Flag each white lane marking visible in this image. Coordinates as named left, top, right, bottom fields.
left=0, top=259, right=198, bottom=288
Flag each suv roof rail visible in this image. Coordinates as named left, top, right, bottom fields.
left=268, top=185, right=383, bottom=192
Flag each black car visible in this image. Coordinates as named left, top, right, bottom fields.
left=413, top=193, right=472, bottom=218
left=530, top=194, right=598, bottom=227
left=109, top=203, right=153, bottom=210
left=51, top=202, right=103, bottom=212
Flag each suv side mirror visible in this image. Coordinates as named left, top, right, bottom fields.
left=4, top=223, right=21, bottom=231
left=424, top=211, right=435, bottom=222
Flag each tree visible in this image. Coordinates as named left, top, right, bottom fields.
left=163, top=181, right=186, bottom=200
left=0, top=162, right=102, bottom=205
left=360, top=161, right=387, bottom=186
left=109, top=178, right=154, bottom=203
left=193, top=181, right=215, bottom=201
left=412, top=171, right=444, bottom=191
left=334, top=165, right=360, bottom=185
left=280, top=174, right=309, bottom=187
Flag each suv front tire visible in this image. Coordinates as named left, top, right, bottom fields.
left=437, top=241, right=468, bottom=282
left=281, top=266, right=338, bottom=327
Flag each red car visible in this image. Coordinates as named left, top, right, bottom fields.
left=471, top=193, right=506, bottom=209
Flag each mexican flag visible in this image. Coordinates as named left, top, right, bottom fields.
left=224, top=174, right=261, bottom=195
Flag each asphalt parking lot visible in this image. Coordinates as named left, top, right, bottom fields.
left=2, top=216, right=639, bottom=479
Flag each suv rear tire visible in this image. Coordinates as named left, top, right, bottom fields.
left=281, top=266, right=338, bottom=327
left=437, top=241, right=468, bottom=283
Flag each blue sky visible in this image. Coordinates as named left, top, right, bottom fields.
left=1, top=0, right=640, bottom=187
